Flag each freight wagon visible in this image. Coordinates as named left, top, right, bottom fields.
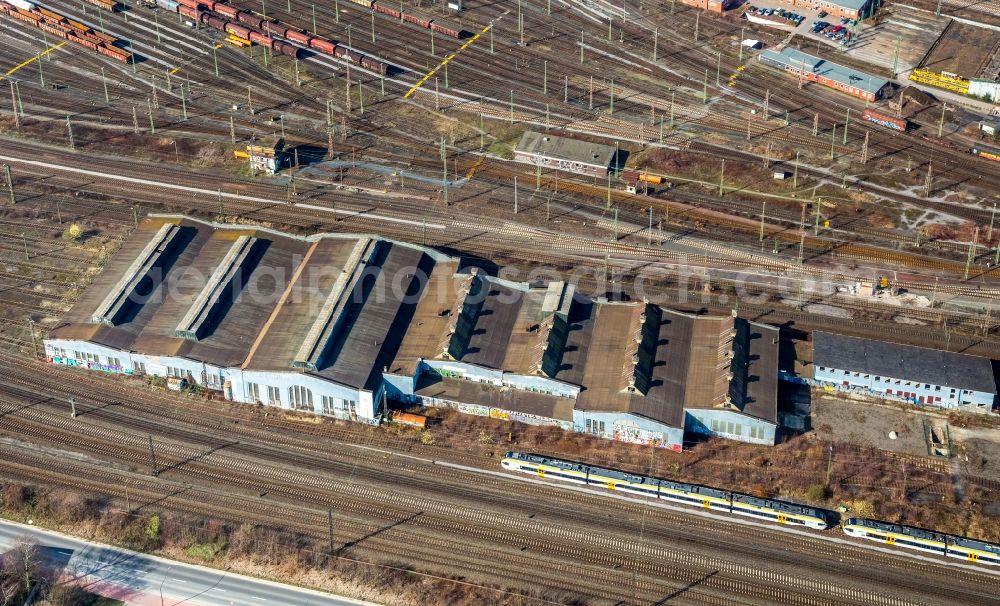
left=861, top=108, right=907, bottom=132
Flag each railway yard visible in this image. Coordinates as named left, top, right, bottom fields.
left=1, top=0, right=1000, bottom=604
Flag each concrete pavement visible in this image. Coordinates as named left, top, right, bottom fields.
left=0, top=519, right=379, bottom=606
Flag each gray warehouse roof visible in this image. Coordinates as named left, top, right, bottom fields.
left=515, top=131, right=616, bottom=168
left=761, top=48, right=890, bottom=96
left=813, top=332, right=997, bottom=394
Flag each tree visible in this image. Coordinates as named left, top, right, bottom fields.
left=9, top=537, right=37, bottom=593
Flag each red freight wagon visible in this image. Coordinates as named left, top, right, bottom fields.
left=178, top=4, right=198, bottom=19
left=309, top=37, right=335, bottom=54
left=360, top=55, right=387, bottom=74
left=274, top=40, right=300, bottom=58
left=264, top=20, right=286, bottom=36
left=97, top=44, right=130, bottom=62
left=225, top=21, right=251, bottom=38
left=248, top=30, right=271, bottom=45
left=206, top=15, right=226, bottom=29
left=285, top=29, right=310, bottom=45
left=236, top=11, right=263, bottom=28
left=429, top=20, right=460, bottom=38
left=347, top=49, right=363, bottom=64
left=68, top=32, right=97, bottom=49
left=372, top=2, right=400, bottom=18
left=402, top=12, right=430, bottom=28
left=213, top=2, right=239, bottom=18
left=175, top=0, right=200, bottom=9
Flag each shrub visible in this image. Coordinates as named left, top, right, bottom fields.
left=805, top=484, right=829, bottom=502
left=61, top=224, right=82, bottom=241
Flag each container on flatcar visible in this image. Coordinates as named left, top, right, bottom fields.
left=155, top=0, right=178, bottom=11
left=8, top=0, right=35, bottom=10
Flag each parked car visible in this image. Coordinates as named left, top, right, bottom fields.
left=818, top=10, right=827, bottom=17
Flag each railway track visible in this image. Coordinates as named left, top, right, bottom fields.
left=0, top=364, right=997, bottom=604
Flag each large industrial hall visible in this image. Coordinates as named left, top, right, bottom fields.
left=44, top=216, right=780, bottom=450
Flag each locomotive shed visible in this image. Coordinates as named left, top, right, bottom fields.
left=45, top=215, right=781, bottom=450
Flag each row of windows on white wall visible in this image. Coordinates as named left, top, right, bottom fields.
left=709, top=419, right=763, bottom=439
left=246, top=382, right=355, bottom=415
left=818, top=367, right=958, bottom=393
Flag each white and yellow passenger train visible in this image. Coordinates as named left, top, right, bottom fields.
left=501, top=451, right=829, bottom=529
left=502, top=451, right=1000, bottom=567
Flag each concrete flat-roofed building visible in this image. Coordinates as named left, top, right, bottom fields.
left=812, top=332, right=997, bottom=412
left=48, top=216, right=782, bottom=449
left=760, top=47, right=891, bottom=102
left=514, top=131, right=618, bottom=178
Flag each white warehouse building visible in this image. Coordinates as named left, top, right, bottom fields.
left=812, top=332, right=996, bottom=413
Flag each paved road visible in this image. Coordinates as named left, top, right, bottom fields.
left=0, top=519, right=376, bottom=606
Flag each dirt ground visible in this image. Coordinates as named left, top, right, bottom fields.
left=920, top=19, right=1000, bottom=79
left=811, top=393, right=931, bottom=456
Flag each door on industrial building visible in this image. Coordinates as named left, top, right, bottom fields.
left=919, top=396, right=925, bottom=404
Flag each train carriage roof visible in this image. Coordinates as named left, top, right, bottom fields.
left=847, top=518, right=948, bottom=542
left=731, top=494, right=822, bottom=516
left=950, top=536, right=1000, bottom=554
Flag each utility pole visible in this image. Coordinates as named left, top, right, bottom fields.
left=718, top=159, right=725, bottom=197
left=813, top=198, right=821, bottom=236
left=653, top=26, right=658, bottom=62
left=965, top=227, right=979, bottom=280
left=825, top=445, right=833, bottom=485
left=441, top=138, right=447, bottom=205
left=20, top=232, right=28, bottom=261
left=328, top=510, right=335, bottom=555
left=132, top=106, right=139, bottom=133
left=147, top=98, right=155, bottom=134
left=793, top=151, right=800, bottom=188
left=843, top=108, right=850, bottom=145
left=830, top=125, right=836, bottom=160
left=763, top=89, right=770, bottom=120
left=759, top=200, right=766, bottom=242
left=513, top=176, right=518, bottom=214
left=694, top=12, right=699, bottom=42
left=230, top=116, right=235, bottom=144
left=924, top=161, right=933, bottom=197
left=988, top=202, right=997, bottom=242
left=101, top=67, right=109, bottom=102
left=10, top=82, right=20, bottom=129
left=149, top=435, right=158, bottom=476
left=861, top=131, right=870, bottom=164
left=3, top=164, right=13, bottom=205
left=65, top=115, right=74, bottom=150
left=69, top=397, right=76, bottom=418
left=938, top=104, right=947, bottom=138
left=798, top=203, right=806, bottom=264
left=813, top=113, right=818, bottom=137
